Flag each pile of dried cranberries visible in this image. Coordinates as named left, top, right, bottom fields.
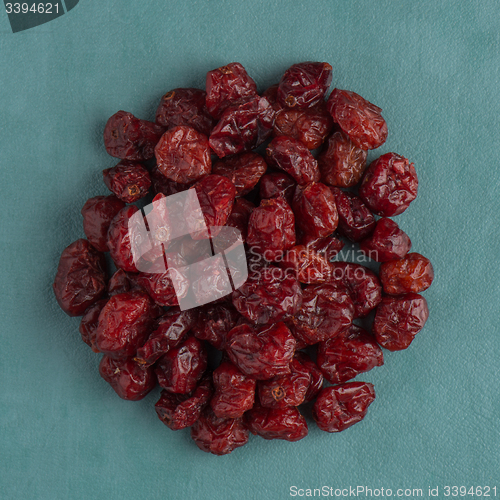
left=53, top=62, right=434, bottom=455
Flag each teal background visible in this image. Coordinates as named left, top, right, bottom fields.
left=1, top=1, right=499, bottom=498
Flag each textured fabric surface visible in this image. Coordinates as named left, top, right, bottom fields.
left=1, top=1, right=499, bottom=499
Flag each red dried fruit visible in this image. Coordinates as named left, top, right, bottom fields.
left=150, top=165, right=192, bottom=196
left=103, top=110, right=164, bottom=161
left=313, top=382, right=376, bottom=432
left=245, top=405, right=308, bottom=441
left=225, top=197, right=255, bottom=242
left=155, top=337, right=208, bottom=394
left=279, top=245, right=333, bottom=284
left=317, top=325, right=384, bottom=384
left=191, top=407, right=249, bottom=455
left=205, top=62, right=257, bottom=119
left=259, top=171, right=296, bottom=204
left=359, top=218, right=412, bottom=262
left=379, top=253, right=434, bottom=294
left=293, top=351, right=324, bottom=402
left=232, top=267, right=302, bottom=325
left=79, top=299, right=107, bottom=352
left=359, top=153, right=418, bottom=216
left=155, top=88, right=215, bottom=136
left=107, top=269, right=139, bottom=296
left=210, top=361, right=256, bottom=418
left=266, top=136, right=320, bottom=185
left=327, top=89, right=387, bottom=150
left=212, top=152, right=267, bottom=196
left=373, top=293, right=429, bottom=351
left=302, top=234, right=344, bottom=261
left=155, top=376, right=212, bottom=430
left=331, top=188, right=376, bottom=242
left=95, top=291, right=160, bottom=359
left=225, top=322, right=296, bottom=380
left=99, top=356, right=156, bottom=401
left=292, top=182, right=338, bottom=239
left=103, top=161, right=151, bottom=203
left=192, top=303, right=241, bottom=350
left=277, top=62, right=332, bottom=109
left=81, top=195, right=126, bottom=252
left=135, top=270, right=184, bottom=307
left=155, top=125, right=212, bottom=184
left=318, top=130, right=368, bottom=187
left=53, top=239, right=107, bottom=316
left=246, top=197, right=296, bottom=262
left=209, top=96, right=275, bottom=158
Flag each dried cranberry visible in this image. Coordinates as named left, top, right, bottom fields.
left=155, top=376, right=212, bottom=430
left=210, top=361, right=256, bottom=418
left=359, top=153, right=418, bottom=216
left=318, top=130, right=368, bottom=187
left=53, top=239, right=107, bottom=316
left=359, top=218, right=412, bottom=262
left=232, top=267, right=302, bottom=325
left=150, top=165, right=192, bottom=196
left=259, top=171, right=296, bottom=204
left=246, top=197, right=296, bottom=262
left=373, top=293, right=429, bottom=351
left=155, top=337, right=208, bottom=394
left=379, top=253, right=434, bottom=294
left=79, top=299, right=107, bottom=352
left=155, top=88, right=215, bottom=136
left=292, top=182, right=338, bottom=239
left=107, top=269, right=139, bottom=296
left=95, top=291, right=160, bottom=359
left=225, top=198, right=255, bottom=242
left=225, top=322, right=296, bottom=380
left=191, top=407, right=249, bottom=455
left=327, top=89, right=387, bottom=150
left=192, top=303, right=241, bottom=350
left=155, top=125, right=212, bottom=184
left=209, top=96, right=275, bottom=158
left=81, top=195, right=126, bottom=252
left=103, top=110, right=164, bottom=161
left=135, top=271, right=184, bottom=307
left=99, top=356, right=156, bottom=401
left=277, top=62, right=332, bottom=109
left=293, top=351, right=324, bottom=402
left=313, top=382, right=376, bottom=432
left=205, top=62, right=257, bottom=119
left=103, top=161, right=151, bottom=203
left=266, top=136, right=320, bottom=185
left=317, top=325, right=384, bottom=384
left=279, top=245, right=333, bottom=284
left=302, top=235, right=344, bottom=261
left=245, top=405, right=308, bottom=441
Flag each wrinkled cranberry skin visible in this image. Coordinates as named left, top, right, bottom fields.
left=317, top=325, right=384, bottom=384
left=225, top=322, right=296, bottom=380
left=107, top=269, right=139, bottom=296
left=191, top=407, right=249, bottom=455
left=327, top=89, right=388, bottom=150
left=136, top=271, right=181, bottom=307
left=318, top=130, right=368, bottom=187
left=293, top=352, right=324, bottom=402
left=359, top=218, right=412, bottom=262
left=155, top=125, right=212, bottom=184
left=313, top=382, right=376, bottom=432
left=359, top=153, right=418, bottom=216
left=209, top=96, right=275, bottom=158
left=232, top=267, right=302, bottom=325
left=150, top=165, right=192, bottom=196
left=210, top=361, right=256, bottom=418
left=155, top=337, right=208, bottom=394
left=53, top=239, right=107, bottom=317
left=266, top=136, right=320, bottom=186
left=155, top=376, right=212, bottom=430
left=330, top=262, right=382, bottom=318
left=245, top=405, right=308, bottom=441
left=205, top=62, right=258, bottom=119
left=279, top=246, right=333, bottom=284
left=192, top=303, right=241, bottom=350
left=81, top=195, right=126, bottom=252
left=95, top=291, right=160, bottom=359
left=373, top=293, right=429, bottom=351
left=99, top=356, right=156, bottom=401
left=259, top=172, right=296, bottom=204
left=155, top=88, right=215, bottom=136
left=379, top=253, right=434, bottom=294
left=277, top=62, right=332, bottom=109
left=103, top=110, right=164, bottom=161
left=135, top=309, right=198, bottom=366
left=103, top=161, right=151, bottom=203
left=303, top=235, right=344, bottom=260
left=258, top=357, right=311, bottom=408
left=246, top=197, right=296, bottom=262
left=293, top=182, right=338, bottom=239
left=291, top=284, right=354, bottom=345
left=213, top=152, right=267, bottom=196
left=79, top=299, right=108, bottom=352
left=330, top=188, right=376, bottom=242
left=225, top=198, right=255, bottom=242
